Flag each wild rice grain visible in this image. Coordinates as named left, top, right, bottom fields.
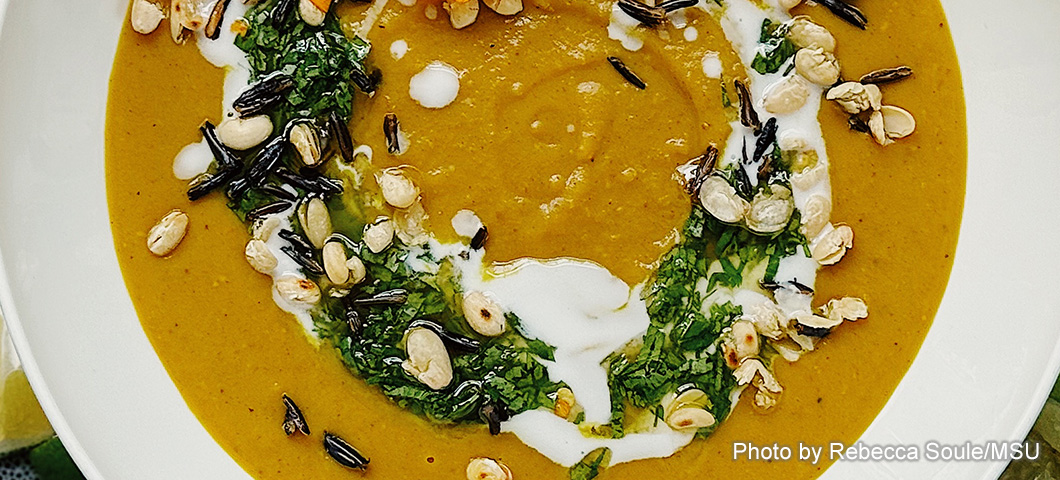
left=607, top=57, right=647, bottom=90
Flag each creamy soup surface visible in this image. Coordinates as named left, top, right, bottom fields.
left=106, top=0, right=965, bottom=477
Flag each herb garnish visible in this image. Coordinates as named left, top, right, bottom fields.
left=603, top=207, right=736, bottom=438
left=750, top=18, right=796, bottom=75
left=235, top=0, right=373, bottom=129
left=569, top=447, right=611, bottom=480
left=603, top=174, right=808, bottom=437
left=311, top=238, right=562, bottom=423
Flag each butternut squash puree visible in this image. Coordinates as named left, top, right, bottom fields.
left=105, top=0, right=964, bottom=478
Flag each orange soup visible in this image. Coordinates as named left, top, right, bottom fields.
left=107, top=0, right=964, bottom=478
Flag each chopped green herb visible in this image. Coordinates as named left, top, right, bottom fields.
left=573, top=410, right=586, bottom=424
left=720, top=80, right=733, bottom=109
left=230, top=187, right=278, bottom=221
left=750, top=18, right=796, bottom=75
left=235, top=0, right=372, bottom=128
left=312, top=238, right=562, bottom=424
left=602, top=208, right=735, bottom=435
left=569, top=447, right=612, bottom=480
left=601, top=180, right=808, bottom=436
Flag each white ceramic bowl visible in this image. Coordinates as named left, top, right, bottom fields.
left=0, top=1, right=1058, bottom=478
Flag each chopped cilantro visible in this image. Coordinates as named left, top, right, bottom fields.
left=721, top=81, right=733, bottom=109
left=234, top=0, right=372, bottom=128
left=603, top=209, right=737, bottom=436
left=602, top=187, right=808, bottom=437
left=229, top=186, right=276, bottom=221
left=569, top=447, right=611, bottom=480
left=750, top=18, right=796, bottom=75
left=314, top=239, right=562, bottom=424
